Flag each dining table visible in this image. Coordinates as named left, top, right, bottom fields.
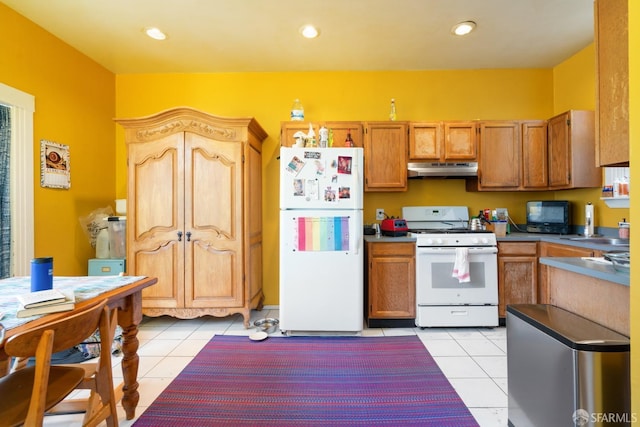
left=0, top=275, right=157, bottom=420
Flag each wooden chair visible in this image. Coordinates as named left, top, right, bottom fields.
left=0, top=299, right=119, bottom=427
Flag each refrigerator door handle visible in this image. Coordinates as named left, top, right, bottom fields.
left=353, top=232, right=361, bottom=255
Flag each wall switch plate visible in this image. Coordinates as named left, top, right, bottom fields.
left=376, top=208, right=385, bottom=220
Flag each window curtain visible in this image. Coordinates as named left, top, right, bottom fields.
left=0, top=105, right=11, bottom=278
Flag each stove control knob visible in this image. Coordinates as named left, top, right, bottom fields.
left=424, top=238, right=433, bottom=245
left=471, top=237, right=480, bottom=245
left=435, top=238, right=444, bottom=245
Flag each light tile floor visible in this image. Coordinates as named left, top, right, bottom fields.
left=44, top=308, right=508, bottom=426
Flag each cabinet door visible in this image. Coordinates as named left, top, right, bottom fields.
left=184, top=132, right=244, bottom=308
left=280, top=121, right=363, bottom=148
left=521, top=121, right=548, bottom=189
left=547, top=112, right=572, bottom=188
left=497, top=242, right=538, bottom=318
left=128, top=133, right=185, bottom=309
left=444, top=121, right=477, bottom=160
left=364, top=122, right=408, bottom=192
left=280, top=122, right=319, bottom=147
left=595, top=0, right=629, bottom=166
left=477, top=121, right=520, bottom=189
left=367, top=242, right=415, bottom=319
left=324, top=122, right=363, bottom=148
left=409, top=122, right=442, bottom=160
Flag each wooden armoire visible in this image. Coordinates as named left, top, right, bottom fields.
left=116, top=107, right=267, bottom=327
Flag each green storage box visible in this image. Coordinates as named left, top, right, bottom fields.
left=88, top=258, right=125, bottom=276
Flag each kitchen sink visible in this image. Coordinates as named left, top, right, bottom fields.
left=566, top=237, right=630, bottom=246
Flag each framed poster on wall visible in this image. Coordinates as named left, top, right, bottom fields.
left=40, top=139, right=70, bottom=189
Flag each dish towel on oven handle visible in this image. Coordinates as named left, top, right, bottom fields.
left=452, top=247, right=470, bottom=283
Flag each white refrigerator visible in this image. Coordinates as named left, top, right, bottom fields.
left=279, top=146, right=364, bottom=335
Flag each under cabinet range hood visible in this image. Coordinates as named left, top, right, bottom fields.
left=407, top=161, right=478, bottom=178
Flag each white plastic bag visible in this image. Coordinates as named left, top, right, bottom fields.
left=79, top=206, right=114, bottom=248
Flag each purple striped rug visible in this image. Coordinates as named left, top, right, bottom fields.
left=133, top=335, right=479, bottom=426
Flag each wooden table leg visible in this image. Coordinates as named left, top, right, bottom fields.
left=116, top=291, right=143, bottom=420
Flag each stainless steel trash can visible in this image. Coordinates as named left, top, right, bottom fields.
left=507, top=304, right=630, bottom=427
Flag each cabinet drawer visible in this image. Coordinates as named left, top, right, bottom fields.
left=368, top=241, right=415, bottom=257
left=498, top=242, right=537, bottom=256
left=540, top=242, right=595, bottom=258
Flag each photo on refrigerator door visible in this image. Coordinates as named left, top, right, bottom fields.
left=339, top=186, right=351, bottom=199
left=337, top=156, right=352, bottom=174
left=324, top=187, right=337, bottom=202
left=286, top=156, right=305, bottom=175
left=293, top=179, right=304, bottom=196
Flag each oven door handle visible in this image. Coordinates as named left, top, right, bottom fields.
left=416, top=247, right=498, bottom=255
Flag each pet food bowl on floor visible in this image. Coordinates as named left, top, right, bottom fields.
left=254, top=318, right=279, bottom=333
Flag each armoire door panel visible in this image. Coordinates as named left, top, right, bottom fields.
left=137, top=242, right=183, bottom=308
left=130, top=134, right=184, bottom=241
left=186, top=241, right=242, bottom=307
left=186, top=134, right=242, bottom=240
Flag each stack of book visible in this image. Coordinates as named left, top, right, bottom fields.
left=16, top=288, right=76, bottom=318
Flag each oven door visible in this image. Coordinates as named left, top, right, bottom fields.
left=416, top=246, right=498, bottom=305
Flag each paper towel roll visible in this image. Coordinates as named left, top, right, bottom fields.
left=585, top=203, right=594, bottom=236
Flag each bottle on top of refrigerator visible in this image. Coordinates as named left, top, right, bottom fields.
left=345, top=129, right=354, bottom=147
left=290, top=99, right=304, bottom=121
left=389, top=98, right=397, bottom=121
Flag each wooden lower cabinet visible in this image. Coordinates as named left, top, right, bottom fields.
left=538, top=242, right=599, bottom=305
left=497, top=242, right=538, bottom=319
left=365, top=241, right=415, bottom=326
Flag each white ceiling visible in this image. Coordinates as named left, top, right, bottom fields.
left=2, top=0, right=595, bottom=74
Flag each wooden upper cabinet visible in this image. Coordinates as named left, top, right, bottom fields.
left=280, top=121, right=363, bottom=147
left=475, top=121, right=521, bottom=190
left=444, top=121, right=477, bottom=160
left=325, top=122, right=364, bottom=148
left=409, top=121, right=476, bottom=161
left=595, top=0, right=629, bottom=166
left=409, top=122, right=442, bottom=160
left=521, top=121, right=548, bottom=189
left=364, top=121, right=408, bottom=192
left=547, top=110, right=602, bottom=190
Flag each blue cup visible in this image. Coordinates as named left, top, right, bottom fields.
left=31, top=257, right=53, bottom=292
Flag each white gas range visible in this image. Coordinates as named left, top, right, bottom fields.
left=402, top=206, right=499, bottom=328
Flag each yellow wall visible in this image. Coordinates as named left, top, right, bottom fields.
left=0, top=3, right=116, bottom=275
left=628, top=0, right=639, bottom=418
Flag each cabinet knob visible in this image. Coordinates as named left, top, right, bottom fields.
left=177, top=231, right=183, bottom=241
left=186, top=231, right=192, bottom=242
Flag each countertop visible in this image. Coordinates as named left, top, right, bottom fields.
left=364, top=234, right=416, bottom=243
left=364, top=231, right=630, bottom=286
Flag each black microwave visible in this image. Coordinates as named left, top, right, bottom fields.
left=526, top=201, right=571, bottom=234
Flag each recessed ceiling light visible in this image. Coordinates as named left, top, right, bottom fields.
left=145, top=27, right=167, bottom=41
left=451, top=21, right=476, bottom=36
left=300, top=25, right=319, bottom=39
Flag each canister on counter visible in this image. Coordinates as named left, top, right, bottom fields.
left=31, top=257, right=53, bottom=292
left=619, top=219, right=630, bottom=239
